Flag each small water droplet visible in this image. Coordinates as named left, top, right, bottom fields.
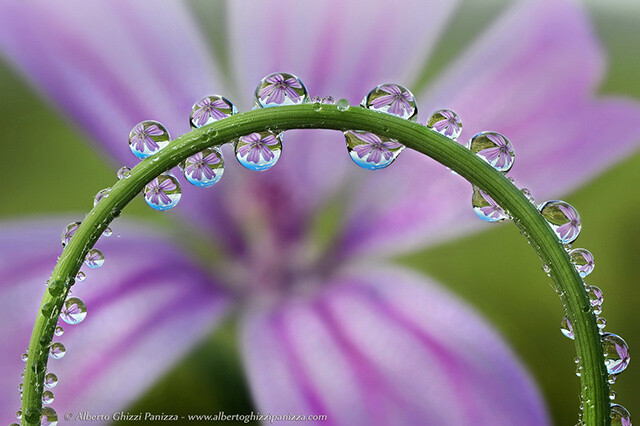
left=190, top=95, right=237, bottom=128
left=44, top=373, right=58, bottom=389
left=468, top=131, right=515, bottom=172
left=425, top=109, right=462, bottom=140
left=40, top=406, right=58, bottom=426
left=16, top=410, right=22, bottom=419
left=60, top=297, right=87, bottom=325
left=561, top=316, right=575, bottom=339
left=593, top=304, right=603, bottom=315
left=61, top=222, right=81, bottom=247
left=322, top=96, right=335, bottom=104
left=117, top=166, right=131, bottom=180
left=75, top=271, right=86, bottom=282
left=93, top=188, right=110, bottom=207
left=102, top=227, right=113, bottom=237
left=336, top=99, right=350, bottom=111
left=49, top=343, right=66, bottom=360
left=542, top=264, right=551, bottom=274
left=521, top=188, right=534, bottom=203
left=586, top=285, right=603, bottom=306
left=21, top=352, right=28, bottom=362
left=18, top=382, right=23, bottom=391
left=144, top=172, right=182, bottom=210
left=129, top=120, right=171, bottom=159
left=539, top=200, right=582, bottom=244
left=569, top=248, right=595, bottom=278
left=602, top=333, right=630, bottom=374
left=344, top=130, right=404, bottom=170
left=235, top=131, right=282, bottom=171
left=472, top=186, right=508, bottom=222
left=42, top=390, right=54, bottom=405
left=362, top=83, right=417, bottom=120
left=54, top=326, right=64, bottom=337
left=609, top=390, right=616, bottom=401
left=84, top=248, right=105, bottom=268
left=181, top=148, right=225, bottom=187
left=610, top=403, right=631, bottom=426
left=597, top=316, right=607, bottom=330
left=576, top=363, right=581, bottom=377
left=254, top=72, right=309, bottom=107
left=608, top=374, right=617, bottom=385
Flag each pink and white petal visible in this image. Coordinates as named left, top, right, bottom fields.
left=339, top=0, right=640, bottom=258
left=0, top=218, right=231, bottom=424
left=240, top=266, right=548, bottom=426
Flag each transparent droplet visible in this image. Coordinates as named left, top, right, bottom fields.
left=190, top=95, right=237, bottom=128
left=60, top=297, right=87, bottom=325
left=93, top=188, right=110, bottom=206
left=44, top=373, right=58, bottom=389
left=576, top=363, right=582, bottom=377
left=75, top=271, right=86, bottom=282
left=608, top=374, right=617, bottom=385
left=586, top=285, right=603, bottom=306
left=182, top=148, right=225, bottom=187
left=344, top=130, right=404, bottom=170
left=18, top=383, right=23, bottom=391
left=235, top=131, right=282, bottom=171
left=16, top=410, right=22, bottom=419
left=610, top=404, right=631, bottom=426
left=42, top=390, right=54, bottom=405
left=61, top=222, right=81, bottom=247
left=49, top=343, right=66, bottom=360
left=336, top=99, right=349, bottom=111
left=468, top=131, right=515, bottom=172
left=254, top=72, right=309, bottom=107
left=117, top=166, right=131, bottom=180
left=54, top=326, right=64, bottom=337
left=569, top=249, right=595, bottom=278
left=521, top=188, right=534, bottom=203
left=539, top=200, right=582, bottom=244
left=425, top=109, right=462, bottom=140
left=472, top=186, right=508, bottom=222
left=21, top=352, right=28, bottom=362
left=542, top=264, right=551, bottom=274
left=102, top=227, right=113, bottom=237
left=144, top=172, right=182, bottom=211
left=322, top=96, right=335, bottom=104
left=362, top=83, right=417, bottom=120
left=602, top=333, right=630, bottom=374
left=593, top=304, right=603, bottom=315
left=561, top=316, right=575, bottom=340
left=128, top=120, right=171, bottom=159
left=40, top=406, right=58, bottom=426
left=84, top=248, right=104, bottom=268
left=597, top=316, right=607, bottom=330
left=609, top=390, right=616, bottom=401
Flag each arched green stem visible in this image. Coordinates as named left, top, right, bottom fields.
left=20, top=104, right=609, bottom=425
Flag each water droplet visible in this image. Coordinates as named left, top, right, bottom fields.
left=16, top=410, right=22, bottom=419
left=128, top=120, right=171, bottom=159
left=336, top=99, right=350, bottom=111
left=144, top=172, right=182, bottom=210
left=362, top=83, right=417, bottom=120
left=602, top=333, right=630, bottom=374
left=18, top=383, right=23, bottom=391
left=61, top=222, right=81, bottom=247
left=609, top=390, right=617, bottom=401
left=425, top=109, right=462, bottom=140
left=235, top=131, right=282, bottom=171
left=44, top=373, right=58, bottom=389
left=21, top=353, right=28, bottom=362
left=586, top=285, right=603, bottom=306
left=521, top=188, right=534, bottom=203
left=322, top=96, right=335, bottom=104
left=40, top=406, right=58, bottom=426
left=84, top=248, right=104, bottom=268
left=344, top=130, right=404, bottom=170
left=49, top=343, right=66, bottom=360
left=561, top=316, right=575, bottom=339
left=60, top=297, right=87, bottom=325
left=42, top=390, right=54, bottom=405
left=597, top=316, right=607, bottom=330
left=569, top=248, right=595, bottom=277
left=117, top=166, right=131, bottom=180
left=54, top=326, right=64, bottom=337
left=472, top=186, right=508, bottom=222
left=189, top=95, right=237, bottom=128
left=539, top=200, right=582, bottom=244
left=254, top=72, right=309, bottom=107
left=576, top=363, right=581, bottom=377
left=181, top=148, right=225, bottom=187
left=311, top=96, right=321, bottom=103
left=102, top=227, right=113, bottom=237
left=593, top=304, right=603, bottom=315
left=608, top=374, right=617, bottom=384
left=542, top=264, right=551, bottom=274
left=74, top=271, right=85, bottom=283
left=610, top=404, right=631, bottom=426
left=93, top=188, right=110, bottom=206
left=468, top=131, right=515, bottom=172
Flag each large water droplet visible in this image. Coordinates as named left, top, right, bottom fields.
left=570, top=248, right=595, bottom=278
left=602, top=333, right=630, bottom=374
left=117, top=166, right=131, bottom=180
left=190, top=95, right=237, bottom=128
left=610, top=403, right=631, bottom=426
left=362, top=83, right=417, bottom=120
left=61, top=222, right=81, bottom=247
left=425, top=109, right=462, bottom=140
left=586, top=285, right=603, bottom=306
left=468, top=131, right=515, bottom=172
left=561, top=316, right=574, bottom=339
left=102, top=227, right=113, bottom=237
left=84, top=248, right=104, bottom=268
left=344, top=130, right=404, bottom=170
left=42, top=390, right=54, bottom=405
left=60, top=297, right=87, bottom=325
left=44, top=373, right=58, bottom=389
left=472, top=186, right=508, bottom=222
left=235, top=131, right=282, bottom=171
left=539, top=200, right=582, bottom=244
left=144, top=173, right=181, bottom=210
left=128, top=120, right=171, bottom=159
left=254, top=72, right=309, bottom=107
left=49, top=343, right=66, bottom=360
left=41, top=406, right=58, bottom=426
left=182, top=148, right=225, bottom=187
left=93, top=188, right=110, bottom=206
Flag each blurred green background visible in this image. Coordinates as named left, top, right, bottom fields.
left=1, top=1, right=638, bottom=425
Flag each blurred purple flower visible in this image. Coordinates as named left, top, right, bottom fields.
left=351, top=132, right=402, bottom=164
left=1, top=0, right=639, bottom=425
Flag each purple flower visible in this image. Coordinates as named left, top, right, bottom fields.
left=556, top=204, right=581, bottom=242
left=479, top=133, right=513, bottom=170
left=370, top=84, right=414, bottom=117
left=185, top=151, right=221, bottom=181
left=258, top=73, right=302, bottom=105
left=191, top=97, right=231, bottom=126
left=130, top=123, right=163, bottom=153
left=1, top=0, right=640, bottom=424
left=237, top=133, right=278, bottom=164
left=432, top=110, right=462, bottom=136
left=351, top=132, right=402, bottom=164
left=145, top=177, right=177, bottom=206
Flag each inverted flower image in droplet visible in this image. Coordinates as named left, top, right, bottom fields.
left=128, top=120, right=171, bottom=159
left=560, top=315, right=574, bottom=339
left=539, top=200, right=582, bottom=244
left=189, top=95, right=237, bottom=129
left=44, top=373, right=58, bottom=389
left=472, top=186, right=508, bottom=222
left=235, top=131, right=282, bottom=171
left=143, top=173, right=182, bottom=211
left=426, top=109, right=463, bottom=140
left=42, top=390, right=54, bottom=405
left=40, top=407, right=58, bottom=426
left=61, top=221, right=81, bottom=247
left=569, top=248, right=595, bottom=277
left=116, top=166, right=131, bottom=180
left=344, top=130, right=404, bottom=170
left=182, top=148, right=225, bottom=188
left=586, top=285, right=603, bottom=306
left=84, top=248, right=104, bottom=268
left=602, top=333, right=631, bottom=375
left=362, top=83, right=418, bottom=120
left=610, top=404, right=632, bottom=426
left=468, top=131, right=515, bottom=172
left=49, top=343, right=66, bottom=360
left=60, top=297, right=87, bottom=325
left=254, top=72, right=309, bottom=107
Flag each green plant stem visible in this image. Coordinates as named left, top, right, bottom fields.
left=20, top=104, right=609, bottom=425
